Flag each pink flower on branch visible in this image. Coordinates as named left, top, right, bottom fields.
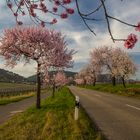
left=53, top=7, right=58, bottom=13
left=6, top=0, right=74, bottom=26
left=55, top=0, right=60, bottom=6
left=66, top=8, right=74, bottom=14
left=51, top=18, right=57, bottom=24
left=124, top=34, right=137, bottom=49
left=61, top=12, right=68, bottom=19
left=63, top=0, right=71, bottom=4
left=7, top=2, right=12, bottom=9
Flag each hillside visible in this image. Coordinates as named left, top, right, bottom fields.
left=0, top=69, right=27, bottom=83
left=0, top=69, right=77, bottom=83
left=27, top=71, right=77, bottom=83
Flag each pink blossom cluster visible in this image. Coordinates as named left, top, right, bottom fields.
left=6, top=0, right=74, bottom=27
left=124, top=22, right=140, bottom=49
left=75, top=79, right=84, bottom=85
left=0, top=26, right=74, bottom=70
left=55, top=72, right=68, bottom=86
left=124, top=34, right=137, bottom=49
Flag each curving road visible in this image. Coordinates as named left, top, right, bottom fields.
left=69, top=86, right=140, bottom=140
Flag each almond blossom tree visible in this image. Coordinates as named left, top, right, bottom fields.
left=74, top=78, right=84, bottom=85
left=90, top=46, right=136, bottom=87
left=86, top=62, right=101, bottom=86
left=0, top=26, right=74, bottom=108
left=55, top=71, right=67, bottom=87
left=90, top=46, right=117, bottom=86
left=112, top=48, right=137, bottom=88
left=77, top=69, right=88, bottom=85
left=74, top=74, right=84, bottom=85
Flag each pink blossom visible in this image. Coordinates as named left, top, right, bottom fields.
left=66, top=8, right=74, bottom=14
left=55, top=0, right=60, bottom=6
left=14, top=13, right=18, bottom=17
left=41, top=21, right=45, bottom=27
left=7, top=3, right=12, bottom=9
left=17, top=21, right=23, bottom=25
left=55, top=72, right=67, bottom=86
left=39, top=2, right=45, bottom=8
left=6, top=0, right=74, bottom=25
left=53, top=7, right=58, bottom=12
left=135, top=22, right=140, bottom=32
left=124, top=34, right=137, bottom=49
left=60, top=13, right=68, bottom=19
left=51, top=18, right=57, bottom=24
left=63, top=0, right=71, bottom=4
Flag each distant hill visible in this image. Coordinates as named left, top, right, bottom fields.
left=0, top=69, right=77, bottom=83
left=26, top=71, right=77, bottom=83
left=0, top=69, right=27, bottom=83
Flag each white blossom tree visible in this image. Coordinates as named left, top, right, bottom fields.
left=112, top=48, right=137, bottom=87
left=0, top=26, right=74, bottom=108
left=90, top=46, right=136, bottom=86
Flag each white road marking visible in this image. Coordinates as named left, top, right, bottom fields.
left=126, top=104, right=140, bottom=111
left=10, top=110, right=23, bottom=114
left=94, top=94, right=101, bottom=97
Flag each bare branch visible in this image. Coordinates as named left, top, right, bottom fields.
left=75, top=0, right=96, bottom=35
left=100, top=0, right=115, bottom=42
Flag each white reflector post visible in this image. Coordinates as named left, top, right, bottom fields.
left=75, top=96, right=80, bottom=120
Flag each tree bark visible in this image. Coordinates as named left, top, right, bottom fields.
left=36, top=63, right=41, bottom=109
left=121, top=76, right=126, bottom=88
left=52, top=82, right=55, bottom=97
left=93, top=77, right=96, bottom=86
left=112, top=76, right=116, bottom=86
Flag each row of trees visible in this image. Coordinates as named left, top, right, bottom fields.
left=75, top=46, right=136, bottom=87
left=0, top=26, right=74, bottom=108
left=45, top=71, right=68, bottom=97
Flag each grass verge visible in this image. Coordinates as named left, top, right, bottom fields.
left=0, top=87, right=104, bottom=140
left=79, top=84, right=140, bottom=98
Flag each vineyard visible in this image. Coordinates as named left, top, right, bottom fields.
left=0, top=82, right=36, bottom=97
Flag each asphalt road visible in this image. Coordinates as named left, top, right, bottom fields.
left=69, top=86, right=140, bottom=140
left=0, top=92, right=50, bottom=125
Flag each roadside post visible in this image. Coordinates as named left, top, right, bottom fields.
left=74, top=96, right=80, bottom=120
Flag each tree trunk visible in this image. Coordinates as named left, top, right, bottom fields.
left=52, top=82, right=55, bottom=97
left=112, top=76, right=116, bottom=86
left=122, top=77, right=126, bottom=88
left=93, top=77, right=96, bottom=86
left=36, top=63, right=41, bottom=109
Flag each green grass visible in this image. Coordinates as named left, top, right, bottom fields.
left=0, top=92, right=35, bottom=105
left=0, top=82, right=35, bottom=89
left=0, top=87, right=104, bottom=140
left=79, top=84, right=140, bottom=98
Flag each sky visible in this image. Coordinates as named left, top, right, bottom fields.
left=0, top=0, right=140, bottom=79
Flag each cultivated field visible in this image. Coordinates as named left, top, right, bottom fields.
left=0, top=82, right=36, bottom=105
